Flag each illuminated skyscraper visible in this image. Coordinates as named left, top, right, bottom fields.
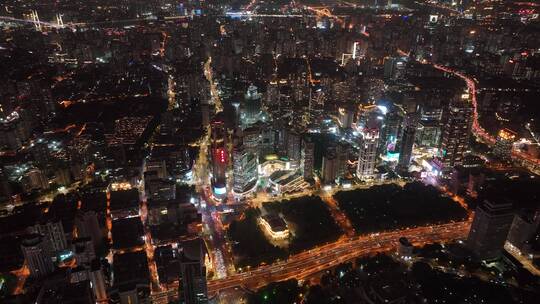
left=232, top=143, right=258, bottom=195
left=357, top=122, right=380, bottom=180
left=494, top=128, right=517, bottom=160
left=338, top=106, right=354, bottom=129
left=243, top=85, right=262, bottom=125
left=210, top=120, right=227, bottom=199
left=301, top=136, right=315, bottom=181
left=380, top=105, right=404, bottom=155
left=337, top=142, right=349, bottom=180
left=286, top=130, right=302, bottom=168
left=397, top=114, right=418, bottom=172
left=440, top=94, right=473, bottom=169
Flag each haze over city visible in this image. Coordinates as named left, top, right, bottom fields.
left=1, top=1, right=540, bottom=304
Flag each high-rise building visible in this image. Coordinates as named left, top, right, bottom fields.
left=506, top=210, right=540, bottom=253
left=301, top=136, right=315, bottom=181
left=336, top=142, right=349, bottom=180
left=89, top=258, right=108, bottom=302
left=286, top=130, right=301, bottom=168
left=383, top=57, right=396, bottom=79
left=467, top=200, right=514, bottom=260
left=493, top=128, right=517, bottom=160
left=72, top=237, right=96, bottom=266
left=21, top=168, right=48, bottom=193
left=357, top=122, right=380, bottom=180
left=210, top=120, right=227, bottom=199
left=179, top=239, right=208, bottom=304
left=338, top=106, right=354, bottom=129
left=416, top=106, right=443, bottom=148
left=322, top=145, right=338, bottom=185
left=243, top=85, right=262, bottom=125
left=0, top=112, right=24, bottom=151
left=397, top=114, right=418, bottom=172
left=21, top=234, right=55, bottom=278
left=260, top=123, right=275, bottom=157
left=380, top=106, right=403, bottom=154
left=32, top=138, right=51, bottom=170
left=32, top=219, right=68, bottom=254
left=242, top=126, right=260, bottom=153
left=232, top=144, right=258, bottom=195
left=75, top=211, right=103, bottom=250
left=439, top=95, right=473, bottom=170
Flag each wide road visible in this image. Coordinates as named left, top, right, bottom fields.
left=207, top=219, right=471, bottom=297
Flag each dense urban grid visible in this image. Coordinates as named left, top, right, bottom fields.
left=0, top=0, right=540, bottom=303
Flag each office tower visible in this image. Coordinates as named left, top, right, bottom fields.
left=260, top=123, right=275, bottom=157
left=180, top=239, right=208, bottom=304
left=90, top=259, right=108, bottom=303
left=338, top=106, right=354, bottom=129
left=75, top=211, right=103, bottom=249
left=243, top=85, right=262, bottom=125
left=380, top=106, right=404, bottom=154
left=232, top=143, right=258, bottom=194
left=210, top=120, right=227, bottom=199
left=242, top=125, right=260, bottom=153
left=494, top=128, right=517, bottom=160
left=506, top=210, right=540, bottom=253
left=397, top=114, right=418, bottom=172
left=417, top=106, right=443, bottom=148
left=357, top=121, right=380, bottom=180
left=302, top=136, right=315, bottom=180
left=21, top=234, right=55, bottom=278
left=440, top=95, right=473, bottom=170
left=467, top=200, right=514, bottom=260
left=286, top=130, right=301, bottom=168
left=336, top=142, right=349, bottom=180
left=322, top=145, right=338, bottom=185
left=275, top=121, right=288, bottom=155
left=32, top=219, right=68, bottom=253
left=383, top=57, right=396, bottom=79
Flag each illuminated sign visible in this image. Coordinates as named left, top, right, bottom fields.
left=216, top=148, right=226, bottom=164
left=213, top=186, right=226, bottom=195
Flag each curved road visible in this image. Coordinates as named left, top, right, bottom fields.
left=433, top=64, right=540, bottom=168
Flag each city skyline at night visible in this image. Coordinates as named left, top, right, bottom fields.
left=1, top=1, right=540, bottom=304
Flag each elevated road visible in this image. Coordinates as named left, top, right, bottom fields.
left=207, top=219, right=471, bottom=297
